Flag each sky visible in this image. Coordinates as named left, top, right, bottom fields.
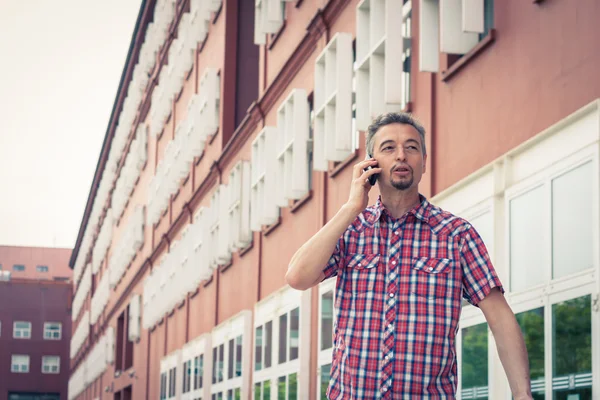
left=0, top=0, right=142, bottom=248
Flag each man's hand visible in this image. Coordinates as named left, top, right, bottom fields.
left=346, top=158, right=382, bottom=213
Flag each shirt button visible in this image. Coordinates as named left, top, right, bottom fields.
left=389, top=293, right=394, bottom=298
left=389, top=272, right=396, bottom=279
left=427, top=267, right=433, bottom=272
left=394, top=231, right=400, bottom=235
left=382, top=387, right=388, bottom=392
left=391, top=260, right=396, bottom=265
left=388, top=324, right=393, bottom=330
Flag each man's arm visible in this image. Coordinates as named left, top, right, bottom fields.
left=478, top=289, right=533, bottom=400
left=285, top=158, right=381, bottom=291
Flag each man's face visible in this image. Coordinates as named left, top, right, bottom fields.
left=372, top=123, right=427, bottom=191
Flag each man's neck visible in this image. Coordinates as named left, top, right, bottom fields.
left=379, top=187, right=421, bottom=220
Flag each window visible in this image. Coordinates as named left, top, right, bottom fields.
left=42, top=356, right=60, bottom=374
left=254, top=288, right=309, bottom=400
left=227, top=161, right=253, bottom=252
left=160, top=351, right=180, bottom=400
left=13, top=321, right=31, bottom=339
left=91, top=208, right=113, bottom=274
left=37, top=265, right=49, bottom=273
left=43, top=322, right=62, bottom=340
left=460, top=322, right=488, bottom=399
left=128, top=294, right=141, bottom=342
left=313, top=33, right=354, bottom=171
left=274, top=89, right=310, bottom=207
left=211, top=310, right=251, bottom=399
left=250, top=127, right=280, bottom=231
left=355, top=0, right=410, bottom=131
left=198, top=68, right=220, bottom=139
left=253, top=0, right=288, bottom=45
left=70, top=311, right=90, bottom=359
left=208, top=185, right=232, bottom=270
left=515, top=307, right=545, bottom=398
left=11, top=355, right=30, bottom=373
left=91, top=271, right=110, bottom=324
left=13, top=264, right=25, bottom=272
left=181, top=334, right=208, bottom=399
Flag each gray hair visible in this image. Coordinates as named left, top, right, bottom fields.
left=366, top=112, right=427, bottom=157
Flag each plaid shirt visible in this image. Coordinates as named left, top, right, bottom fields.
left=323, top=195, right=503, bottom=399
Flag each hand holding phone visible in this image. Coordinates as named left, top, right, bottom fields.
left=365, top=154, right=379, bottom=185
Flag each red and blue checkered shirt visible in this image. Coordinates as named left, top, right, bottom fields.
left=323, top=195, right=503, bottom=399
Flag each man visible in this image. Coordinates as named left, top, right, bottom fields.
left=285, top=112, right=532, bottom=399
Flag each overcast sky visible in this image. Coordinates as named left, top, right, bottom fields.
left=0, top=1, right=142, bottom=248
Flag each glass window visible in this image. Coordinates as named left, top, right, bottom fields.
left=264, top=321, right=272, bottom=368
left=13, top=321, right=32, bottom=339
left=552, top=295, right=592, bottom=399
left=11, top=355, right=29, bottom=373
left=183, top=360, right=191, bottom=393
left=461, top=322, right=488, bottom=399
left=218, top=344, right=224, bottom=383
left=194, top=354, right=203, bottom=390
left=515, top=308, right=545, bottom=399
left=37, top=265, right=49, bottom=273
left=276, top=373, right=297, bottom=400
left=235, top=335, right=242, bottom=377
left=228, top=338, right=235, bottom=379
left=320, top=364, right=331, bottom=399
left=42, top=356, right=60, bottom=374
left=44, top=322, right=62, bottom=340
left=13, top=264, right=25, bottom=272
left=255, top=326, right=263, bottom=371
left=160, top=372, right=167, bottom=400
left=289, top=308, right=299, bottom=361
left=169, top=367, right=177, bottom=398
left=552, top=162, right=593, bottom=279
left=255, top=380, right=271, bottom=400
left=510, top=186, right=545, bottom=292
left=321, top=290, right=334, bottom=350
left=279, top=314, right=288, bottom=364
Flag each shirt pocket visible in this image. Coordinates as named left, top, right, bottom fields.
left=410, top=257, right=455, bottom=299
left=342, top=253, right=382, bottom=298
left=345, top=253, right=380, bottom=270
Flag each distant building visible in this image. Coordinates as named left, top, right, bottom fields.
left=68, top=0, right=600, bottom=399
left=0, top=246, right=72, bottom=400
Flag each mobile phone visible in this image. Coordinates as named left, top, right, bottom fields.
left=365, top=153, right=379, bottom=185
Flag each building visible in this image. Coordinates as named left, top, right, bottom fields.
left=0, top=246, right=72, bottom=400
left=66, top=0, right=600, bottom=399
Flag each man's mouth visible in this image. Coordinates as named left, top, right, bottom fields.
left=392, top=165, right=411, bottom=175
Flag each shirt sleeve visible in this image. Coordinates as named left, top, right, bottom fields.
left=322, top=236, right=345, bottom=281
left=460, top=223, right=504, bottom=306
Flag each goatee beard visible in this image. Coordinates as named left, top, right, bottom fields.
left=391, top=177, right=413, bottom=191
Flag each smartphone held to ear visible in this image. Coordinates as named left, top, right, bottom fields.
left=365, top=154, right=379, bottom=185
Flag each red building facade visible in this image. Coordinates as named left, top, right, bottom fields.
left=0, top=246, right=72, bottom=400
left=68, top=1, right=600, bottom=399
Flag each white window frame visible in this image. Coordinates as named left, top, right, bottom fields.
left=251, top=127, right=280, bottom=231
left=91, top=208, right=113, bottom=275
left=13, top=321, right=31, bottom=339
left=11, top=355, right=30, bottom=373
left=227, top=161, right=253, bottom=252
left=73, top=263, right=92, bottom=321
left=91, top=271, right=110, bottom=325
left=253, top=286, right=311, bottom=400
left=70, top=311, right=90, bottom=359
left=354, top=0, right=409, bottom=131
left=275, top=89, right=310, bottom=207
left=208, top=185, right=232, bottom=271
left=109, top=205, right=145, bottom=289
left=160, top=350, right=182, bottom=400
left=42, top=355, right=61, bottom=374
left=316, top=278, right=336, bottom=399
left=313, top=32, right=354, bottom=171
left=192, top=207, right=213, bottom=286
left=210, top=310, right=252, bottom=399
left=432, top=100, right=600, bottom=399
left=181, top=334, right=212, bottom=400
left=253, top=0, right=293, bottom=45
left=43, top=322, right=62, bottom=340
left=128, top=293, right=141, bottom=342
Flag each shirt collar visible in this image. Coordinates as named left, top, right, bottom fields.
left=368, top=194, right=431, bottom=225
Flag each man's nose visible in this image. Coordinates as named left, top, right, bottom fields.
left=395, top=148, right=407, bottom=161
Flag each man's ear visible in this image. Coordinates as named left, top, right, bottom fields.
left=422, top=153, right=427, bottom=174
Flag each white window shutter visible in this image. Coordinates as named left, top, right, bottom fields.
left=331, top=34, right=353, bottom=155
left=462, top=0, right=484, bottom=33
left=128, top=294, right=141, bottom=342
left=239, top=161, right=253, bottom=246
left=384, top=0, right=405, bottom=108
left=267, top=0, right=284, bottom=24
left=105, top=326, right=115, bottom=364
left=199, top=68, right=220, bottom=138
left=217, top=184, right=232, bottom=264
left=419, top=0, right=440, bottom=72
left=440, top=0, right=479, bottom=54
left=251, top=127, right=280, bottom=231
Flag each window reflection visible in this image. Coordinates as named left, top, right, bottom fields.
left=461, top=322, right=488, bottom=399
left=515, top=307, right=545, bottom=400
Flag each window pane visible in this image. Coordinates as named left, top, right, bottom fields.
left=234, top=388, right=240, bottom=400
left=228, top=339, right=234, bottom=379
left=552, top=295, right=592, bottom=399
left=288, top=373, right=297, bottom=400
left=255, top=326, right=263, bottom=371
left=469, top=211, right=494, bottom=259
left=510, top=186, right=545, bottom=292
left=277, top=376, right=286, bottom=400
left=552, top=162, right=593, bottom=279
left=321, top=291, right=333, bottom=350
left=265, top=321, right=273, bottom=368
left=515, top=308, right=545, bottom=399
left=320, top=364, right=331, bottom=399
left=461, top=322, right=488, bottom=399
left=264, top=379, right=271, bottom=400
left=227, top=389, right=233, bottom=400
left=255, top=383, right=261, bottom=400
left=235, top=335, right=242, bottom=377
left=289, top=308, right=299, bottom=361
left=218, top=344, right=224, bottom=383
left=212, top=347, right=218, bottom=384
left=279, top=314, right=288, bottom=364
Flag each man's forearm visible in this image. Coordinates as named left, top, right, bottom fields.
left=491, top=313, right=532, bottom=399
left=285, top=204, right=360, bottom=290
